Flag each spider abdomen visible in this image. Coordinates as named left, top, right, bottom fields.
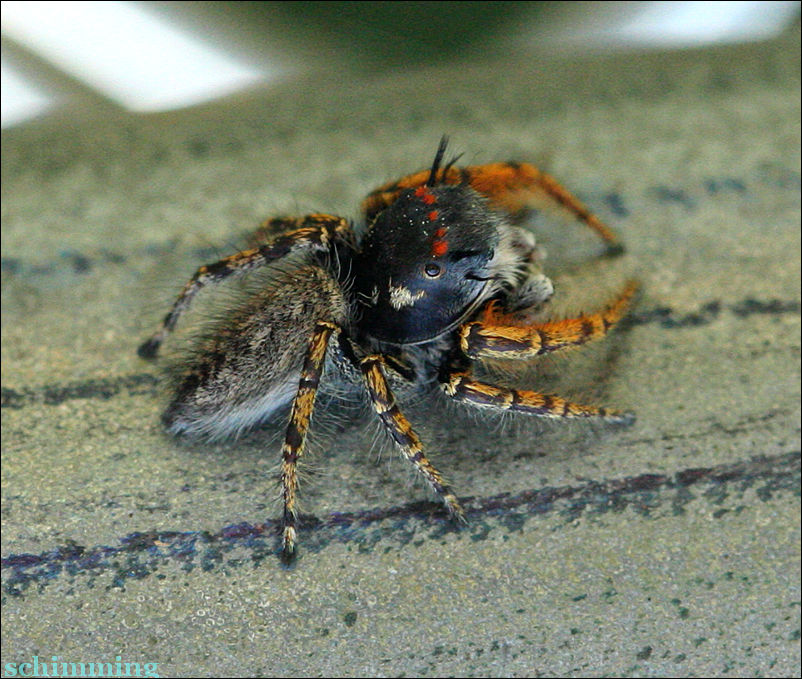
left=163, top=265, right=348, bottom=440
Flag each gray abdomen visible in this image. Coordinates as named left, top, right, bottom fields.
left=163, top=265, right=348, bottom=440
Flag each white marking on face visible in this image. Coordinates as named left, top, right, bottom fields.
left=388, top=283, right=425, bottom=309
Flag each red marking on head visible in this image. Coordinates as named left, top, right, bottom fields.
left=428, top=210, right=440, bottom=222
left=431, top=225, right=449, bottom=257
left=431, top=240, right=448, bottom=257
left=414, top=185, right=437, bottom=205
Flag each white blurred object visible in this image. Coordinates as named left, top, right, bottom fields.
left=617, top=0, right=800, bottom=47
left=1, top=0, right=269, bottom=126
left=529, top=1, right=801, bottom=51
left=1, top=56, right=54, bottom=128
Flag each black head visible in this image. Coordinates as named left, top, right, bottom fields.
left=354, top=178, right=501, bottom=345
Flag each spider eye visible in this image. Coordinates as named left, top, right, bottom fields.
left=423, top=262, right=443, bottom=278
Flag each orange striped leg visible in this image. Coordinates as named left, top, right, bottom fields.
left=280, top=321, right=338, bottom=563
left=246, top=214, right=357, bottom=249
left=137, top=215, right=353, bottom=358
left=442, top=369, right=634, bottom=425
left=360, top=356, right=465, bottom=522
left=361, top=162, right=623, bottom=253
left=461, top=280, right=639, bottom=361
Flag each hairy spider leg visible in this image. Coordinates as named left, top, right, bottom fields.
left=441, top=367, right=634, bottom=424
left=361, top=162, right=623, bottom=254
left=460, top=280, right=639, bottom=360
left=137, top=214, right=353, bottom=359
left=245, top=214, right=356, bottom=248
left=280, top=320, right=339, bottom=563
left=360, top=356, right=466, bottom=522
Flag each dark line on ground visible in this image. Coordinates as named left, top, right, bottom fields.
left=1, top=373, right=160, bottom=409
left=2, top=451, right=798, bottom=595
left=621, top=297, right=799, bottom=329
left=1, top=243, right=220, bottom=278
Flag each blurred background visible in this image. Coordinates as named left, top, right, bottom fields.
left=3, top=0, right=800, bottom=129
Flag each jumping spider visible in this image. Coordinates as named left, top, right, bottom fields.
left=138, top=138, right=638, bottom=562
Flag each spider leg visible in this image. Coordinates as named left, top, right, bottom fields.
left=361, top=162, right=623, bottom=254
left=461, top=280, right=639, bottom=361
left=280, top=320, right=339, bottom=563
left=441, top=366, right=634, bottom=424
left=360, top=355, right=465, bottom=522
left=245, top=215, right=356, bottom=248
left=137, top=214, right=353, bottom=358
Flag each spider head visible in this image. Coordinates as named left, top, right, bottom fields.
left=354, top=182, right=501, bottom=344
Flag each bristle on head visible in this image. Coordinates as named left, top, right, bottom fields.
left=426, top=136, right=450, bottom=186
left=426, top=135, right=464, bottom=186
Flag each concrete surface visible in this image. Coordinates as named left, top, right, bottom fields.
left=2, top=22, right=800, bottom=679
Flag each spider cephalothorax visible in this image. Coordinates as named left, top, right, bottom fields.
left=354, top=182, right=502, bottom=344
left=138, top=137, right=637, bottom=563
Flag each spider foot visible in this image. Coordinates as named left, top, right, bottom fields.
left=137, top=336, right=163, bottom=359
left=444, top=492, right=468, bottom=525
left=280, top=526, right=298, bottom=567
left=604, top=242, right=626, bottom=257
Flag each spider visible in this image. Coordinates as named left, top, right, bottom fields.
left=138, top=137, right=638, bottom=563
